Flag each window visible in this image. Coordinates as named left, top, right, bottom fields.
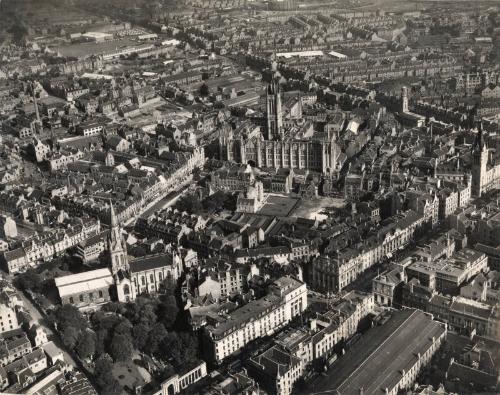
left=79, top=295, right=84, bottom=302
left=89, top=292, right=94, bottom=300
left=99, top=290, right=103, bottom=298
left=141, top=276, right=145, bottom=286
left=150, top=274, right=154, bottom=283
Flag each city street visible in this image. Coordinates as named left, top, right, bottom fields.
left=124, top=176, right=194, bottom=227
left=11, top=280, right=78, bottom=368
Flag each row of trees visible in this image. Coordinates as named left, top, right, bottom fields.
left=175, top=190, right=236, bottom=215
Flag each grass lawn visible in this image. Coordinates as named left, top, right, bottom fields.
left=112, top=359, right=151, bottom=391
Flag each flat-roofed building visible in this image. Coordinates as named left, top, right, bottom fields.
left=406, top=249, right=488, bottom=294
left=304, top=309, right=447, bottom=395
left=55, top=268, right=114, bottom=311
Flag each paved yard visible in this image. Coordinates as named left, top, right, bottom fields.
left=293, top=196, right=346, bottom=220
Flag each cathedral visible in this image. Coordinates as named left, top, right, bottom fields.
left=219, top=80, right=342, bottom=175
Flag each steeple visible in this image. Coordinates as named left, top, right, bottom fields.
left=108, top=199, right=128, bottom=275
left=477, top=121, right=486, bottom=152
left=31, top=81, right=41, bottom=132
left=110, top=198, right=118, bottom=228
left=471, top=120, right=488, bottom=197
left=401, top=86, right=409, bottom=113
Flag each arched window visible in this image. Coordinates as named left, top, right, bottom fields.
left=141, top=276, right=145, bottom=286
left=69, top=297, right=74, bottom=304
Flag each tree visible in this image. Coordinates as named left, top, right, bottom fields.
left=139, top=303, right=158, bottom=327
left=15, top=270, right=42, bottom=292
left=203, top=191, right=236, bottom=213
left=110, top=333, right=133, bottom=362
left=125, top=296, right=158, bottom=326
left=76, top=331, right=96, bottom=360
left=62, top=326, right=80, bottom=350
left=147, top=323, right=168, bottom=355
left=94, top=329, right=108, bottom=357
left=157, top=295, right=179, bottom=330
left=113, top=320, right=132, bottom=338
left=178, top=332, right=199, bottom=365
left=158, top=331, right=182, bottom=363
left=94, top=354, right=122, bottom=394
left=132, top=322, right=150, bottom=351
left=175, top=193, right=203, bottom=214
left=53, top=304, right=87, bottom=332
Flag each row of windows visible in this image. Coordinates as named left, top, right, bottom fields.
left=68, top=290, right=104, bottom=304
left=133, top=271, right=166, bottom=287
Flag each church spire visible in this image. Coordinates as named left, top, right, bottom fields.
left=108, top=199, right=128, bottom=275
left=474, top=120, right=486, bottom=153
left=110, top=198, right=118, bottom=227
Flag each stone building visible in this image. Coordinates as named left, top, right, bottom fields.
left=220, top=81, right=342, bottom=175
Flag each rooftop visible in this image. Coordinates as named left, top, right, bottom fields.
left=55, top=268, right=113, bottom=298
left=305, top=309, right=446, bottom=395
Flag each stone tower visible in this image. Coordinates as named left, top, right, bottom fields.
left=401, top=86, right=409, bottom=113
left=471, top=122, right=488, bottom=197
left=108, top=200, right=129, bottom=275
left=266, top=79, right=283, bottom=141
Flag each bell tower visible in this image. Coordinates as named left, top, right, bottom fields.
left=266, top=79, right=283, bottom=141
left=471, top=122, right=488, bottom=197
left=401, top=86, right=409, bottom=113
left=108, top=200, right=129, bottom=275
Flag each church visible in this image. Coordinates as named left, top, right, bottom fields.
left=110, top=202, right=183, bottom=303
left=55, top=201, right=183, bottom=309
left=219, top=80, right=342, bottom=175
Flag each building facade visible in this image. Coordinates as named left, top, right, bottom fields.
left=203, top=277, right=307, bottom=364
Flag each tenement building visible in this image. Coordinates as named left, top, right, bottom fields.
left=203, top=276, right=307, bottom=364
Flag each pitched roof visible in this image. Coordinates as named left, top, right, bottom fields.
left=129, top=253, right=176, bottom=273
